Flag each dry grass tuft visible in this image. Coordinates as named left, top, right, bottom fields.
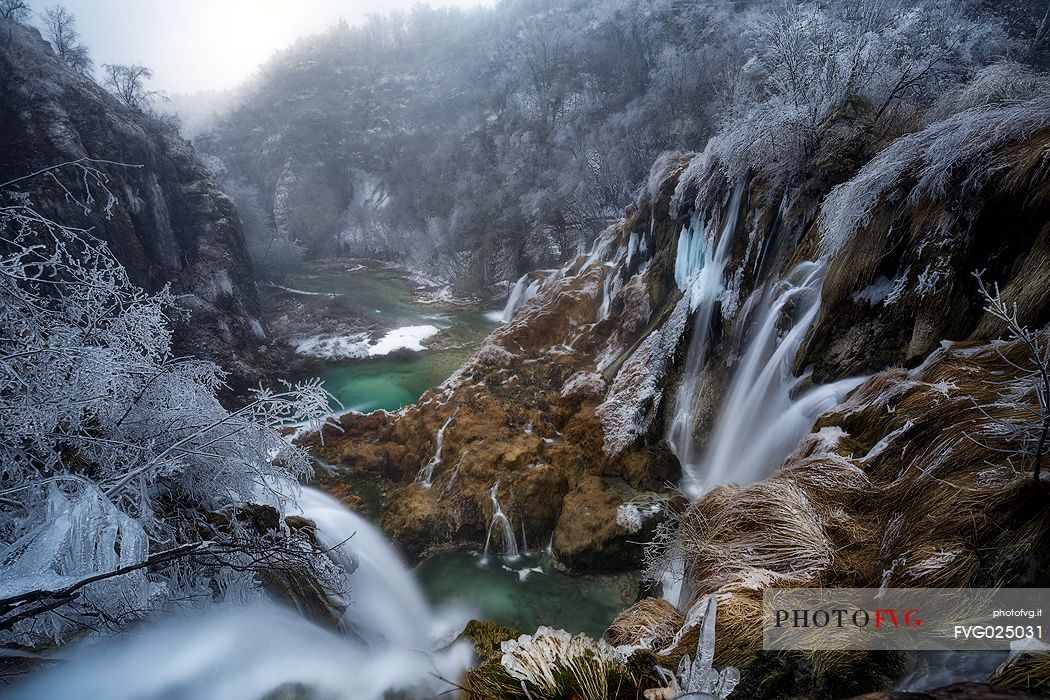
left=989, top=651, right=1050, bottom=695
left=604, top=597, right=684, bottom=650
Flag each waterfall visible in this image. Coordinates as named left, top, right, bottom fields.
left=667, top=181, right=862, bottom=501
left=500, top=274, right=542, bottom=323
left=417, top=411, right=456, bottom=488
left=481, top=481, right=519, bottom=562
left=666, top=184, right=744, bottom=465
left=7, top=487, right=472, bottom=700
left=680, top=262, right=862, bottom=497
left=597, top=271, right=612, bottom=321
left=293, top=488, right=460, bottom=647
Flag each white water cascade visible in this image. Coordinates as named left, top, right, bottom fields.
left=417, top=410, right=456, bottom=488
left=666, top=182, right=863, bottom=502
left=8, top=487, right=472, bottom=700
left=499, top=273, right=542, bottom=323
left=666, top=185, right=744, bottom=460
left=481, top=481, right=519, bottom=562
left=679, top=262, right=863, bottom=498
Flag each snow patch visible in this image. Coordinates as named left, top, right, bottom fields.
left=295, top=325, right=440, bottom=360
left=596, top=295, right=691, bottom=455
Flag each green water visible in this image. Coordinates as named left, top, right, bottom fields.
left=288, top=262, right=637, bottom=639
left=321, top=348, right=476, bottom=412
left=416, top=550, right=639, bottom=639
left=283, top=262, right=440, bottom=327
left=282, top=261, right=499, bottom=412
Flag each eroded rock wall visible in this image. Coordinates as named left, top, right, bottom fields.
left=0, top=20, right=269, bottom=389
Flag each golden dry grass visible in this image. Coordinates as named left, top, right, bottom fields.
left=604, top=597, right=684, bottom=650
left=988, top=651, right=1050, bottom=695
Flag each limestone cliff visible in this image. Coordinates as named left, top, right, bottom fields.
left=0, top=20, right=269, bottom=390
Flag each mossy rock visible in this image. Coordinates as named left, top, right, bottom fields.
left=458, top=619, right=521, bottom=662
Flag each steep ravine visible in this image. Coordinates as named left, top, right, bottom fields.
left=308, top=96, right=1050, bottom=697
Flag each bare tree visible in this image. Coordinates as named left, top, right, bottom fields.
left=0, top=0, right=30, bottom=22
left=42, top=4, right=91, bottom=74
left=102, top=62, right=163, bottom=110
left=1037, top=1, right=1050, bottom=46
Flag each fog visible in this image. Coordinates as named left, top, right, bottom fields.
left=35, top=0, right=494, bottom=93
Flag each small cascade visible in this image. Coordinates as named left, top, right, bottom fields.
left=678, top=262, right=863, bottom=498
left=500, top=274, right=543, bottom=323
left=625, top=231, right=640, bottom=270
left=481, top=481, right=519, bottom=562
left=597, top=270, right=613, bottom=321
left=416, top=410, right=456, bottom=488
left=666, top=184, right=744, bottom=464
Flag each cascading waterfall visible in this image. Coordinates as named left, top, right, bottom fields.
left=679, top=262, right=863, bottom=498
left=481, top=481, right=519, bottom=562
left=8, top=487, right=472, bottom=700
left=499, top=274, right=541, bottom=323
left=666, top=184, right=744, bottom=463
left=597, top=271, right=612, bottom=321
left=294, top=488, right=465, bottom=647
left=417, top=410, right=456, bottom=488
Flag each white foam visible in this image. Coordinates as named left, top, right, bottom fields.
left=295, top=325, right=441, bottom=360
left=368, top=325, right=440, bottom=355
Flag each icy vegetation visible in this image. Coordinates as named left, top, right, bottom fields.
left=0, top=165, right=336, bottom=646
left=819, top=97, right=1050, bottom=256
left=4, top=0, right=1050, bottom=696
left=499, top=627, right=622, bottom=696
left=7, top=488, right=473, bottom=700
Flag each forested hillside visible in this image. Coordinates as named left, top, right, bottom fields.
left=4, top=1, right=1050, bottom=698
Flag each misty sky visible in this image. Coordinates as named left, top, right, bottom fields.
left=36, top=0, right=493, bottom=95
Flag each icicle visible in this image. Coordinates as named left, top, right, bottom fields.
left=666, top=184, right=744, bottom=468
left=676, top=596, right=739, bottom=699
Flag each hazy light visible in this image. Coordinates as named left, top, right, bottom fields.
left=38, top=0, right=493, bottom=94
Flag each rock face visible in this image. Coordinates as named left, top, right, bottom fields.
left=308, top=98, right=1050, bottom=577
left=605, top=333, right=1050, bottom=699
left=800, top=100, right=1050, bottom=381
left=0, top=20, right=269, bottom=389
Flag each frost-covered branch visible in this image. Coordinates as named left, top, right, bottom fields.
left=973, top=271, right=1050, bottom=482
left=0, top=165, right=341, bottom=646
